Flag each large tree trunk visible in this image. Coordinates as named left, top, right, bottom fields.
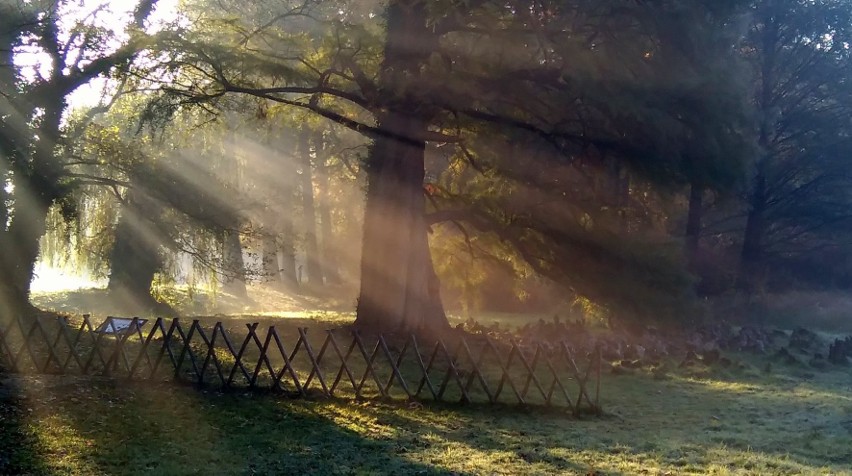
left=354, top=0, right=448, bottom=332
left=0, top=38, right=15, bottom=317
left=0, top=85, right=63, bottom=317
left=108, top=188, right=164, bottom=310
left=1, top=0, right=157, bottom=319
left=298, top=128, right=322, bottom=286
left=0, top=14, right=18, bottom=238
left=355, top=113, right=447, bottom=331
left=0, top=187, right=49, bottom=318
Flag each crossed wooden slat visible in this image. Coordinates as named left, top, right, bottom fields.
left=0, top=316, right=603, bottom=411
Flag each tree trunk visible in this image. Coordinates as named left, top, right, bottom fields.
left=0, top=36, right=17, bottom=316
left=317, top=136, right=341, bottom=284
left=685, top=182, right=703, bottom=265
left=264, top=128, right=298, bottom=290
left=355, top=113, right=447, bottom=331
left=221, top=227, right=247, bottom=298
left=0, top=20, right=17, bottom=236
left=0, top=0, right=158, bottom=318
left=261, top=233, right=279, bottom=285
left=298, top=128, right=322, bottom=286
left=278, top=238, right=298, bottom=289
left=354, top=0, right=448, bottom=332
left=739, top=172, right=768, bottom=293
left=0, top=85, right=63, bottom=317
left=216, top=125, right=248, bottom=297
left=0, top=160, right=8, bottom=232
left=737, top=4, right=777, bottom=294
left=108, top=188, right=164, bottom=310
left=278, top=185, right=299, bottom=289
left=0, top=187, right=49, bottom=317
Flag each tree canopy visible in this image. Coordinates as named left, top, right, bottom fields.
left=4, top=0, right=852, bottom=330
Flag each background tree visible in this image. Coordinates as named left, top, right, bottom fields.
left=735, top=0, right=852, bottom=293
left=129, top=0, right=755, bottom=330
left=0, top=0, right=163, bottom=317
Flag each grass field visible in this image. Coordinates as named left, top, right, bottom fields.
left=2, top=336, right=851, bottom=475
left=6, top=290, right=852, bottom=474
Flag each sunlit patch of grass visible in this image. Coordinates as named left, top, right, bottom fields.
left=7, top=304, right=852, bottom=474
left=30, top=284, right=359, bottom=321
left=446, top=311, right=553, bottom=329
left=2, top=363, right=851, bottom=475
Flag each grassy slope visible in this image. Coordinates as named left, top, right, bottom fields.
left=1, top=354, right=850, bottom=475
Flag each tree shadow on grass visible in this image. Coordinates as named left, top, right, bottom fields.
left=328, top=361, right=852, bottom=476
left=323, top=400, right=603, bottom=475
left=0, top=372, right=50, bottom=475
left=15, top=376, right=459, bottom=475
left=5, top=350, right=851, bottom=475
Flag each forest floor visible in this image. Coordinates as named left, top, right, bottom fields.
left=2, top=288, right=850, bottom=475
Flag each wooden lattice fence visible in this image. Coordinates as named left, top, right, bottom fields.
left=0, top=315, right=601, bottom=414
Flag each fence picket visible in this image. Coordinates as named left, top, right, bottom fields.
left=173, top=320, right=203, bottom=382
left=150, top=319, right=180, bottom=379
left=15, top=318, right=43, bottom=372
left=460, top=337, right=494, bottom=404
left=0, top=321, right=19, bottom=371
left=270, top=327, right=303, bottom=395
left=354, top=333, right=387, bottom=397
left=0, top=316, right=601, bottom=411
left=198, top=322, right=227, bottom=386
left=410, top=335, right=437, bottom=399
left=249, top=328, right=279, bottom=390
left=540, top=348, right=574, bottom=409
left=34, top=318, right=64, bottom=374
left=128, top=317, right=163, bottom=379
left=299, top=328, right=329, bottom=395
left=40, top=318, right=69, bottom=373
left=491, top=342, right=524, bottom=404
left=81, top=316, right=110, bottom=373
left=303, top=332, right=330, bottom=391
left=328, top=332, right=359, bottom=397
left=560, top=342, right=595, bottom=414
left=513, top=341, right=547, bottom=402
left=226, top=323, right=258, bottom=387
left=436, top=339, right=470, bottom=403
left=378, top=335, right=411, bottom=398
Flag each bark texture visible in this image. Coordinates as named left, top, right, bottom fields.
left=354, top=0, right=448, bottom=332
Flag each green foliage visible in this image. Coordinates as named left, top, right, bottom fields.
left=30, top=0, right=852, bottom=326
